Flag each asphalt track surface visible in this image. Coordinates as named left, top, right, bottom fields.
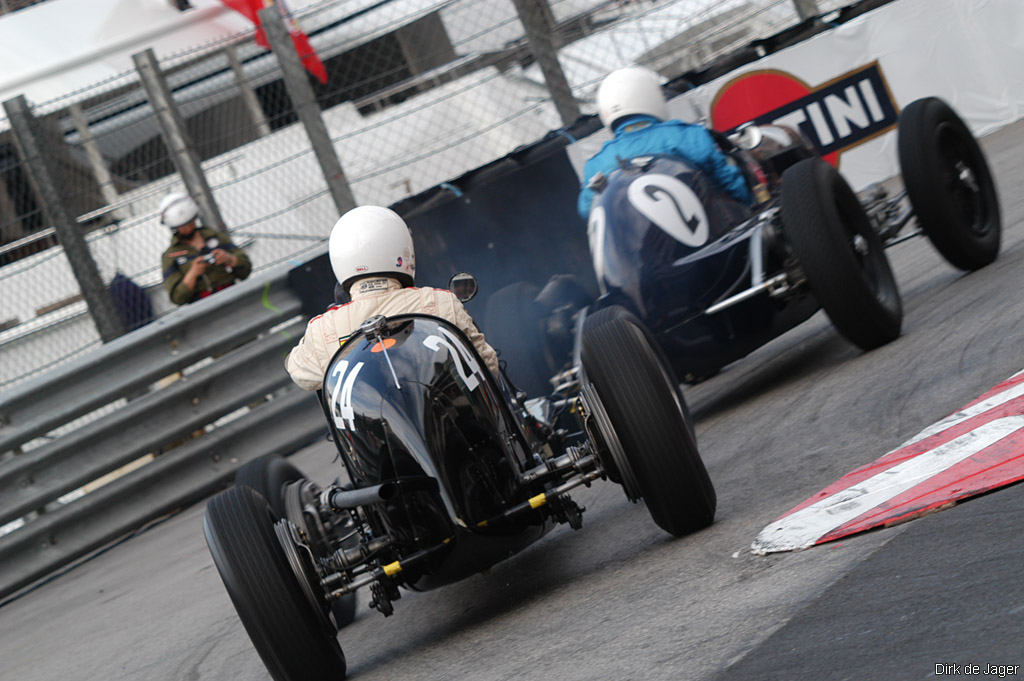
left=2, top=122, right=1024, bottom=681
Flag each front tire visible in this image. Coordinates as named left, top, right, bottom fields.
left=782, top=157, right=902, bottom=350
left=204, top=486, right=347, bottom=681
left=581, top=307, right=715, bottom=536
left=898, top=96, right=1001, bottom=270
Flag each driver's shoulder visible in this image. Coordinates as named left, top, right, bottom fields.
left=398, top=284, right=449, bottom=294
left=648, top=118, right=711, bottom=142
left=309, top=300, right=354, bottom=329
left=399, top=285, right=457, bottom=304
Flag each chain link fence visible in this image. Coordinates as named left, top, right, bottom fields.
left=0, top=0, right=854, bottom=389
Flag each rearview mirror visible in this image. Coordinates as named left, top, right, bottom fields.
left=449, top=272, right=478, bottom=302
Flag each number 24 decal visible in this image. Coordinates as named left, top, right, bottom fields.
left=329, top=360, right=364, bottom=432
left=330, top=328, right=482, bottom=432
left=423, top=327, right=482, bottom=391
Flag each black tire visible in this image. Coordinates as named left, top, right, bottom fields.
left=581, top=307, right=715, bottom=536
left=583, top=306, right=696, bottom=444
left=235, top=455, right=358, bottom=630
left=484, top=281, right=556, bottom=397
left=535, top=274, right=592, bottom=313
left=235, top=454, right=304, bottom=519
left=204, top=486, right=347, bottom=681
left=898, top=97, right=1001, bottom=270
left=536, top=275, right=592, bottom=369
left=782, top=157, right=902, bottom=350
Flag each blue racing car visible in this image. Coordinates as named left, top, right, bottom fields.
left=487, top=96, right=1000, bottom=393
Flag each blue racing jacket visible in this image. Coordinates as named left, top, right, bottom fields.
left=577, top=115, right=753, bottom=220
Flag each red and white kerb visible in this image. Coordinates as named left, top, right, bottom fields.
left=752, top=369, right=1024, bottom=554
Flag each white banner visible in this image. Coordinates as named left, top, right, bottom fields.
left=569, top=0, right=1024, bottom=190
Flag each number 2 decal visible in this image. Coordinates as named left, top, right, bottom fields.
left=627, top=173, right=709, bottom=247
left=329, top=360, right=364, bottom=432
left=423, top=327, right=482, bottom=391
left=587, top=205, right=608, bottom=288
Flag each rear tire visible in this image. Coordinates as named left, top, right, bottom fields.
left=782, top=158, right=902, bottom=350
left=898, top=96, right=1001, bottom=270
left=581, top=307, right=715, bottom=536
left=235, top=454, right=303, bottom=519
left=235, top=455, right=357, bottom=630
left=204, top=486, right=347, bottom=681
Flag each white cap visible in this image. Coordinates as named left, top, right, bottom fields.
left=329, top=206, right=416, bottom=292
left=597, top=66, right=669, bottom=129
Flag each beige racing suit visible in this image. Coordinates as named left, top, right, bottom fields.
left=285, top=276, right=500, bottom=391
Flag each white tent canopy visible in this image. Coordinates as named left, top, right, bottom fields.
left=0, top=0, right=259, bottom=108
left=0, top=0, right=459, bottom=111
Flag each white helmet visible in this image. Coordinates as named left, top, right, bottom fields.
left=597, top=66, right=669, bottom=129
left=329, top=206, right=416, bottom=292
left=159, top=192, right=199, bottom=229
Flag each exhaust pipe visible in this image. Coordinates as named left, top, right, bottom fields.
left=321, top=476, right=439, bottom=510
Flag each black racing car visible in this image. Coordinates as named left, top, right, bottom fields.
left=203, top=289, right=715, bottom=680
left=486, top=96, right=1001, bottom=392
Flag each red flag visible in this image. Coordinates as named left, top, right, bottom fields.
left=221, top=0, right=328, bottom=84
left=221, top=0, right=261, bottom=24
left=288, top=28, right=328, bottom=85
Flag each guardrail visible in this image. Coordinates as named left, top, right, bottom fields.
left=0, top=265, right=327, bottom=601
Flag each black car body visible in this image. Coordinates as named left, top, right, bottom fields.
left=322, top=315, right=552, bottom=589
left=204, top=308, right=716, bottom=680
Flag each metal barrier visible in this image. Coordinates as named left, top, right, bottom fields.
left=0, top=264, right=326, bottom=600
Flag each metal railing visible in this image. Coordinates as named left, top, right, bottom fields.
left=0, top=264, right=327, bottom=600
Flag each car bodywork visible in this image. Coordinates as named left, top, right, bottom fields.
left=489, top=97, right=1000, bottom=391
left=584, top=147, right=818, bottom=381
left=204, top=308, right=716, bottom=680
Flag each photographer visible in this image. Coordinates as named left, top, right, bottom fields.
left=159, top=192, right=252, bottom=305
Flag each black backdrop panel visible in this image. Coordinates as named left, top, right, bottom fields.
left=399, top=148, right=598, bottom=319
left=287, top=137, right=601, bottom=322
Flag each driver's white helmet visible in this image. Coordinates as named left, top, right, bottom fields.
left=159, top=192, right=199, bottom=229
left=597, top=66, right=669, bottom=129
left=329, top=206, right=416, bottom=292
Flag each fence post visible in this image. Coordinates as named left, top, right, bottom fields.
left=132, top=48, right=226, bottom=233
left=260, top=6, right=356, bottom=216
left=2, top=96, right=125, bottom=343
left=225, top=44, right=272, bottom=138
left=68, top=103, right=123, bottom=219
left=510, top=0, right=580, bottom=127
left=0, top=165, right=20, bottom=240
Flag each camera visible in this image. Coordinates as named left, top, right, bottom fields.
left=199, top=253, right=216, bottom=264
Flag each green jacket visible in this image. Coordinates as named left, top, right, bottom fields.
left=161, top=226, right=252, bottom=305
